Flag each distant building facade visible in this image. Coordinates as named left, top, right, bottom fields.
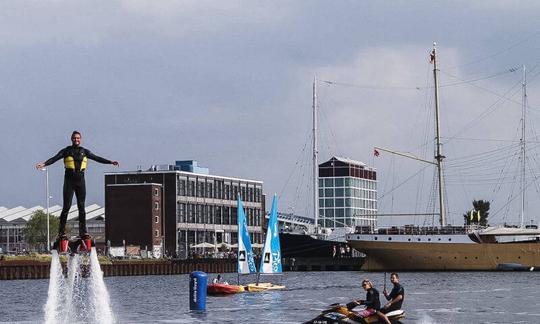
left=318, top=156, right=377, bottom=229
left=105, top=161, right=264, bottom=258
left=105, top=184, right=163, bottom=257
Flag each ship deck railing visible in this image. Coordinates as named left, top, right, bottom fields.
left=353, top=225, right=479, bottom=236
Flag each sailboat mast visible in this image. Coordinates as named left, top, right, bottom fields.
left=313, top=75, right=319, bottom=231
left=521, top=65, right=527, bottom=228
left=431, top=43, right=446, bottom=227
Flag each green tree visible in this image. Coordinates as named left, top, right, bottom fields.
left=463, top=200, right=490, bottom=226
left=23, top=210, right=61, bottom=251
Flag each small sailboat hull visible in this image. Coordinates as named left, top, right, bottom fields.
left=207, top=283, right=246, bottom=295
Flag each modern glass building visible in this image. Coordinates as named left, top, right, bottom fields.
left=318, top=156, right=377, bottom=229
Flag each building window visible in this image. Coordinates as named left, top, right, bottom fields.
left=155, top=216, right=159, bottom=223
left=188, top=180, right=195, bottom=196
left=155, top=230, right=159, bottom=237
left=154, top=188, right=159, bottom=196
left=335, top=199, right=344, bottom=207
left=225, top=184, right=231, bottom=200
left=215, top=206, right=222, bottom=224
left=231, top=184, right=237, bottom=199
left=178, top=178, right=186, bottom=196
left=154, top=202, right=159, bottom=211
left=207, top=182, right=213, bottom=198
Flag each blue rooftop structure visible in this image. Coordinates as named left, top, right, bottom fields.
left=175, top=160, right=209, bottom=175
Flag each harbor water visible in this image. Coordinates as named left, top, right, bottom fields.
left=1, top=271, right=540, bottom=323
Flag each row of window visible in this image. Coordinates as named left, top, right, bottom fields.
left=319, top=208, right=377, bottom=218
left=318, top=217, right=377, bottom=228
left=176, top=203, right=262, bottom=227
left=319, top=177, right=376, bottom=190
left=319, top=198, right=377, bottom=209
left=177, top=229, right=263, bottom=245
left=319, top=188, right=377, bottom=199
left=177, top=177, right=262, bottom=202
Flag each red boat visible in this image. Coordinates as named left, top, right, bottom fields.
left=207, top=283, right=245, bottom=295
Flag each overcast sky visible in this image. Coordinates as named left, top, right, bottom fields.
left=3, top=1, right=540, bottom=227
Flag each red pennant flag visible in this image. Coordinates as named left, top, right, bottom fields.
left=374, top=149, right=380, bottom=157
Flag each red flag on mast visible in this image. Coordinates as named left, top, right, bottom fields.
left=374, top=149, right=380, bottom=157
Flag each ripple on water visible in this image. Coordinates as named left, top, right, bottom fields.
left=2, top=271, right=539, bottom=323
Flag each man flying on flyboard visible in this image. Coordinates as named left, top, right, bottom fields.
left=36, top=131, right=119, bottom=252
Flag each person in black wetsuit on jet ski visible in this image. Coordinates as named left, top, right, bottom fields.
left=382, top=272, right=405, bottom=314
left=36, top=131, right=119, bottom=245
left=347, top=279, right=391, bottom=324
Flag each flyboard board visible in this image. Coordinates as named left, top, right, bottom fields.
left=52, top=236, right=95, bottom=277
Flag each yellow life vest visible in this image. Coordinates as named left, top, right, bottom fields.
left=63, top=156, right=87, bottom=171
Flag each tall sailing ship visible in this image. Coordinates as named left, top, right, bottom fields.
left=346, top=44, right=540, bottom=271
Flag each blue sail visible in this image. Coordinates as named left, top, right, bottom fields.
left=237, top=196, right=257, bottom=274
left=259, top=194, right=282, bottom=273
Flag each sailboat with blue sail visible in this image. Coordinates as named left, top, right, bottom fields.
left=247, top=194, right=286, bottom=292
left=207, top=195, right=254, bottom=295
left=237, top=195, right=257, bottom=276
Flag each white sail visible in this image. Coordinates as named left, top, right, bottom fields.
left=237, top=196, right=257, bottom=274
left=259, top=195, right=282, bottom=274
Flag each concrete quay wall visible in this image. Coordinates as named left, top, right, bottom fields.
left=0, top=259, right=236, bottom=280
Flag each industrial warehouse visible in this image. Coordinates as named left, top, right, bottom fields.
left=0, top=204, right=105, bottom=253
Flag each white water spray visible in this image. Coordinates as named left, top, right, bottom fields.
left=89, top=248, right=114, bottom=323
left=43, top=247, right=115, bottom=324
left=44, top=250, right=64, bottom=324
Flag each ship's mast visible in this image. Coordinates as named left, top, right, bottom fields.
left=313, top=75, right=319, bottom=232
left=432, top=43, right=447, bottom=227
left=520, top=65, right=527, bottom=228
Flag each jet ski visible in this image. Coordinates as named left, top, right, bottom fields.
left=304, top=303, right=405, bottom=324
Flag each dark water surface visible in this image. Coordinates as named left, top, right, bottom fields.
left=1, top=271, right=539, bottom=323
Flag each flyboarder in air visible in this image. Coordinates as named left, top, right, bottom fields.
left=36, top=131, right=119, bottom=252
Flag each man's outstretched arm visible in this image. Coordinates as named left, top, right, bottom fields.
left=86, top=149, right=119, bottom=166
left=36, top=149, right=65, bottom=169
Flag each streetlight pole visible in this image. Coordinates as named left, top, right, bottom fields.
left=42, top=168, right=50, bottom=251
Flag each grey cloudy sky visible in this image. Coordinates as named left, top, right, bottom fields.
left=3, top=1, right=540, bottom=226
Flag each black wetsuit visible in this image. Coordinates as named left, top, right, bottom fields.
left=381, top=283, right=404, bottom=313
left=363, top=287, right=382, bottom=310
left=44, top=145, right=113, bottom=237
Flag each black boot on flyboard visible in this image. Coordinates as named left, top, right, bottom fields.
left=52, top=233, right=94, bottom=255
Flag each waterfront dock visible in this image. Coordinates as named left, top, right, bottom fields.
left=0, top=256, right=364, bottom=280
left=0, top=258, right=236, bottom=280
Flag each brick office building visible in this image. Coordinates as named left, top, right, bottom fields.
left=105, top=161, right=264, bottom=258
left=105, top=183, right=163, bottom=257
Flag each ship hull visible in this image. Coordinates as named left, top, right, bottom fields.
left=280, top=233, right=337, bottom=258
left=347, top=239, right=540, bottom=271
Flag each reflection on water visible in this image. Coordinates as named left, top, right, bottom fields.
left=2, top=271, right=540, bottom=323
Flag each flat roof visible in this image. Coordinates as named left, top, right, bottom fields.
left=105, top=170, right=263, bottom=184
left=106, top=183, right=163, bottom=187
